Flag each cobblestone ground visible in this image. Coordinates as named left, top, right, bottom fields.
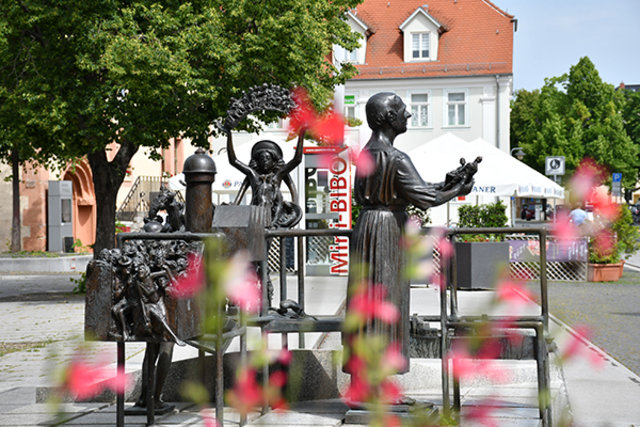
left=528, top=269, right=640, bottom=376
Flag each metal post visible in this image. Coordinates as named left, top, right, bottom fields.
left=539, top=229, right=549, bottom=330
left=116, top=342, right=125, bottom=427
left=440, top=249, right=451, bottom=419
left=146, top=342, right=156, bottom=426
left=297, top=236, right=305, bottom=349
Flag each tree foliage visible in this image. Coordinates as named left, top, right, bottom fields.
left=510, top=57, right=638, bottom=189
left=0, top=0, right=362, bottom=253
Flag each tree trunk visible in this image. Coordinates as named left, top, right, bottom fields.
left=10, top=150, right=21, bottom=252
left=88, top=140, right=137, bottom=255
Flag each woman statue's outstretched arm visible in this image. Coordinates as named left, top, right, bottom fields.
left=278, top=130, right=305, bottom=178
left=226, top=131, right=253, bottom=176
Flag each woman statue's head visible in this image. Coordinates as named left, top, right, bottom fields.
left=250, top=140, right=284, bottom=173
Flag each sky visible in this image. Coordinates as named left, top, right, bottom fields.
left=495, top=0, right=640, bottom=91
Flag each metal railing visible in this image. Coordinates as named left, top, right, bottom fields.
left=116, top=176, right=167, bottom=221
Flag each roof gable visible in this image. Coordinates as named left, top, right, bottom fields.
left=350, top=0, right=514, bottom=80
left=399, top=6, right=443, bottom=32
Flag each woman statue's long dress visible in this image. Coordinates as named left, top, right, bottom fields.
left=344, top=93, right=476, bottom=374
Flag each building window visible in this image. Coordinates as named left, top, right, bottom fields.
left=344, top=94, right=357, bottom=120
left=445, top=90, right=468, bottom=126
left=410, top=93, right=430, bottom=127
left=412, top=33, right=430, bottom=59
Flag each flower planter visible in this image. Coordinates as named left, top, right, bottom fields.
left=454, top=241, right=510, bottom=289
left=587, top=261, right=624, bottom=282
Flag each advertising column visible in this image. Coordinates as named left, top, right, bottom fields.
left=304, top=146, right=351, bottom=276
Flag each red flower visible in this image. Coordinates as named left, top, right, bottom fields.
left=342, top=373, right=371, bottom=406
left=591, top=229, right=616, bottom=258
left=169, top=253, right=205, bottom=298
left=311, top=110, right=345, bottom=146
left=269, top=370, right=287, bottom=388
left=379, top=379, right=402, bottom=404
left=226, top=368, right=263, bottom=416
left=588, top=190, right=619, bottom=222
left=288, top=87, right=317, bottom=134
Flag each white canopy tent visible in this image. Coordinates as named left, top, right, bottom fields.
left=396, top=133, right=565, bottom=225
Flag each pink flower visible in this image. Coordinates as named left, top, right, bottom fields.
left=570, top=158, right=606, bottom=200
left=224, top=251, right=261, bottom=314
left=276, top=348, right=292, bottom=366
left=382, top=343, right=407, bottom=374
left=169, top=253, right=205, bottom=298
left=495, top=279, right=535, bottom=308
left=552, top=211, right=581, bottom=252
left=464, top=401, right=498, bottom=427
left=437, top=237, right=454, bottom=261
left=348, top=145, right=375, bottom=177
left=349, top=283, right=399, bottom=324
left=200, top=408, right=220, bottom=427
left=106, top=368, right=131, bottom=395
left=64, top=359, right=109, bottom=400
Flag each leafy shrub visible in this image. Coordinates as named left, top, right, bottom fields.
left=457, top=200, right=508, bottom=241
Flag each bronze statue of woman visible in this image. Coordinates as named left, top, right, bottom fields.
left=227, top=138, right=303, bottom=228
left=344, top=92, right=477, bottom=374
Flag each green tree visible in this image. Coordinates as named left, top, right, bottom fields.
left=511, top=57, right=638, bottom=188
left=0, top=0, right=362, bottom=253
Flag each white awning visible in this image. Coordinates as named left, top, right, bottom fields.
left=398, top=133, right=565, bottom=199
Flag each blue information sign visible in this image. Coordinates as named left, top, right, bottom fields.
left=612, top=173, right=622, bottom=182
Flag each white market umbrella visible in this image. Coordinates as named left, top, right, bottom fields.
left=399, top=133, right=564, bottom=199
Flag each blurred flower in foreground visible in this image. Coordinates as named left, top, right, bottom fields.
left=557, top=324, right=605, bottom=369
left=463, top=400, right=498, bottom=427
left=347, top=282, right=399, bottom=324
left=223, top=251, right=261, bottom=314
left=200, top=408, right=220, bottom=427
left=62, top=356, right=130, bottom=400
left=169, top=253, right=204, bottom=298
left=226, top=368, right=262, bottom=417
left=348, top=143, right=375, bottom=177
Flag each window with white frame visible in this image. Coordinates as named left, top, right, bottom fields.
left=444, top=90, right=468, bottom=127
left=411, top=33, right=430, bottom=59
left=409, top=92, right=430, bottom=127
left=344, top=94, right=357, bottom=120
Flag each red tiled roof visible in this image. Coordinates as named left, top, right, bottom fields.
left=350, top=0, right=514, bottom=80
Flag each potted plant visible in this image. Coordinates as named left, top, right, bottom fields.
left=588, top=205, right=640, bottom=282
left=455, top=201, right=509, bottom=289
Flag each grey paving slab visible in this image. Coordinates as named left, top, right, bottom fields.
left=250, top=411, right=343, bottom=426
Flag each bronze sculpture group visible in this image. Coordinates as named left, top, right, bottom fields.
left=86, top=87, right=478, bottom=416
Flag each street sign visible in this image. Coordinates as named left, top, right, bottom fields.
left=612, top=172, right=622, bottom=197
left=545, top=156, right=565, bottom=176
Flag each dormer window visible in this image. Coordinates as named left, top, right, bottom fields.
left=334, top=11, right=369, bottom=65
left=399, top=6, right=442, bottom=63
left=412, top=33, right=430, bottom=59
